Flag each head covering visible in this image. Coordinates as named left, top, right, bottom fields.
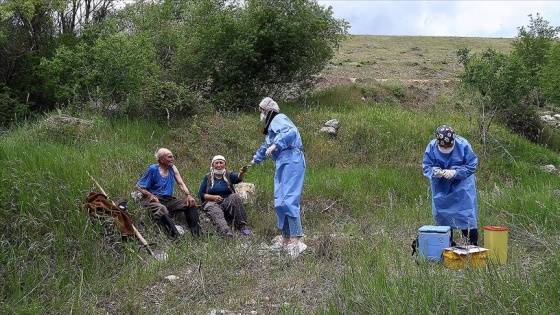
left=211, top=155, right=226, bottom=167
left=436, top=125, right=455, bottom=147
left=210, top=155, right=228, bottom=188
left=258, top=97, right=280, bottom=113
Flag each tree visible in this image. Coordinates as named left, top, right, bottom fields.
left=512, top=13, right=560, bottom=107
left=202, top=0, right=349, bottom=110
left=458, top=47, right=533, bottom=150
left=0, top=0, right=121, bottom=127
left=98, top=0, right=348, bottom=112
left=540, top=42, right=560, bottom=104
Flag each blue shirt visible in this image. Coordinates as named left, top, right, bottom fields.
left=137, top=164, right=175, bottom=196
left=198, top=172, right=241, bottom=201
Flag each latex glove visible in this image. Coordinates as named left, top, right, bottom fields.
left=265, top=144, right=277, bottom=158
left=247, top=160, right=255, bottom=167
left=443, top=169, right=457, bottom=179
left=434, top=169, right=444, bottom=178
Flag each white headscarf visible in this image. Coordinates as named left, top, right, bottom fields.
left=258, top=97, right=280, bottom=113
left=210, top=155, right=228, bottom=188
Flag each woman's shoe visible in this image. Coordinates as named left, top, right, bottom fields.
left=267, top=240, right=287, bottom=251
left=287, top=242, right=307, bottom=259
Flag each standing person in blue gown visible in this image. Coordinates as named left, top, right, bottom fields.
left=248, top=97, right=307, bottom=258
left=422, top=125, right=479, bottom=245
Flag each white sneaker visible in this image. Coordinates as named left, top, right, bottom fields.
left=287, top=242, right=307, bottom=259
left=267, top=240, right=288, bottom=251
left=175, top=225, right=185, bottom=236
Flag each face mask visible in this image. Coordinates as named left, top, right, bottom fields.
left=213, top=169, right=226, bottom=175
left=438, top=144, right=455, bottom=154
left=260, top=112, right=267, bottom=124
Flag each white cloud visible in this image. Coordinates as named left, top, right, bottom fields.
left=318, top=1, right=560, bottom=37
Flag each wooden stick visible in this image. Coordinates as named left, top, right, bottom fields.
left=86, top=171, right=156, bottom=257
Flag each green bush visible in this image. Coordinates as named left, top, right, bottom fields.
left=540, top=42, right=560, bottom=104
left=0, top=87, right=29, bottom=128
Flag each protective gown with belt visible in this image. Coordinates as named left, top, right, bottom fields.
left=252, top=114, right=306, bottom=229
left=422, top=136, right=478, bottom=230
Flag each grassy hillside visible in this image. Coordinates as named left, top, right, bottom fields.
left=317, top=35, right=513, bottom=89
left=2, top=36, right=560, bottom=314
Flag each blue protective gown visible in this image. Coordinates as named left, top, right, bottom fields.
left=422, top=136, right=478, bottom=229
left=253, top=114, right=306, bottom=229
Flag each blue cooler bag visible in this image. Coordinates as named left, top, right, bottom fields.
left=417, top=225, right=451, bottom=262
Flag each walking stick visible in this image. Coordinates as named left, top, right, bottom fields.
left=86, top=172, right=168, bottom=261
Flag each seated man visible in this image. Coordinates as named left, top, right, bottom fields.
left=135, top=148, right=203, bottom=239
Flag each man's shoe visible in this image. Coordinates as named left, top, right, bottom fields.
left=176, top=225, right=185, bottom=236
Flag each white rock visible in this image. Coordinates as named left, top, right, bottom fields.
left=325, top=119, right=339, bottom=129
left=541, top=165, right=558, bottom=173
left=234, top=182, right=255, bottom=203
left=164, top=275, right=179, bottom=282
left=320, top=126, right=337, bottom=135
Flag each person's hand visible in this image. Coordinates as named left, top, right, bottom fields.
left=443, top=169, right=457, bottom=179
left=148, top=194, right=159, bottom=203
left=265, top=144, right=277, bottom=158
left=240, top=165, right=249, bottom=174
left=186, top=194, right=196, bottom=206
left=434, top=169, right=444, bottom=178
left=215, top=195, right=223, bottom=203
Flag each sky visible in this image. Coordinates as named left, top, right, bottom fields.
left=317, top=1, right=560, bottom=38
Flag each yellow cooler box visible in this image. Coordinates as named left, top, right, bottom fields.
left=443, top=246, right=488, bottom=269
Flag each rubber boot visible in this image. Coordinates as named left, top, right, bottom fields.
left=160, top=214, right=180, bottom=239
left=190, top=223, right=204, bottom=237
left=462, top=228, right=478, bottom=246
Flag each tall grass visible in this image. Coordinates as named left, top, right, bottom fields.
left=1, top=81, right=560, bottom=314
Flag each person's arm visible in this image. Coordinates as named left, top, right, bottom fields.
left=270, top=117, right=297, bottom=151
left=136, top=167, right=159, bottom=202
left=135, top=184, right=158, bottom=203
left=422, top=144, right=438, bottom=178
left=198, top=176, right=207, bottom=202
left=238, top=166, right=248, bottom=181
left=198, top=175, right=221, bottom=203
left=451, top=141, right=478, bottom=179
left=173, top=165, right=196, bottom=206
left=252, top=140, right=270, bottom=164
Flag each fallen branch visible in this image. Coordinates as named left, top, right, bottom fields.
left=86, top=171, right=167, bottom=261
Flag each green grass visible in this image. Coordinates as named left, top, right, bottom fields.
left=2, top=35, right=560, bottom=314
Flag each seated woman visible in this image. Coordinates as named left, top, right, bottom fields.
left=198, top=155, right=251, bottom=237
